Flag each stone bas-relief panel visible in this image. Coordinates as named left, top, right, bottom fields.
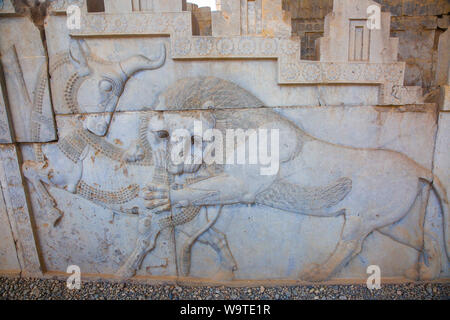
left=0, top=0, right=448, bottom=284
left=19, top=76, right=449, bottom=282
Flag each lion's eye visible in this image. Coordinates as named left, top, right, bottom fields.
left=99, top=80, right=113, bottom=92
left=157, top=130, right=169, bottom=139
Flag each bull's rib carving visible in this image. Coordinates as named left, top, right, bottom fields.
left=57, top=129, right=154, bottom=165
left=76, top=181, right=140, bottom=206
left=158, top=206, right=202, bottom=230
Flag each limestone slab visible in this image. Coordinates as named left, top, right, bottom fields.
left=436, top=30, right=449, bottom=86
left=440, top=86, right=450, bottom=111
left=0, top=17, right=56, bottom=143
left=1, top=0, right=448, bottom=285
left=18, top=100, right=447, bottom=282
left=105, top=0, right=132, bottom=13
left=318, top=0, right=398, bottom=63
left=0, top=73, right=13, bottom=143
left=434, top=112, right=450, bottom=208
left=0, top=0, right=14, bottom=14
left=0, top=145, right=42, bottom=277
left=0, top=183, right=20, bottom=273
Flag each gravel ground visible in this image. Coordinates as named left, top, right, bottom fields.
left=0, top=277, right=448, bottom=300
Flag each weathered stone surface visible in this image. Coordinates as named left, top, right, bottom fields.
left=0, top=183, right=20, bottom=273
left=0, top=17, right=56, bottom=143
left=0, top=73, right=13, bottom=143
left=187, top=3, right=212, bottom=36
left=0, top=145, right=42, bottom=277
left=318, top=0, right=398, bottom=63
left=49, top=0, right=84, bottom=13
left=212, top=0, right=241, bottom=36
left=0, top=0, right=14, bottom=14
left=436, top=30, right=449, bottom=87
left=434, top=112, right=450, bottom=210
left=0, top=0, right=448, bottom=285
left=286, top=1, right=449, bottom=90
left=105, top=0, right=132, bottom=13
left=440, top=86, right=450, bottom=111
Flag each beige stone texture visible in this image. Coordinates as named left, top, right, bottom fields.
left=286, top=1, right=449, bottom=90
left=212, top=0, right=241, bottom=36
left=440, top=86, right=450, bottom=111
left=0, top=145, right=42, bottom=277
left=152, top=0, right=185, bottom=12
left=0, top=183, right=20, bottom=273
left=0, top=17, right=56, bottom=143
left=0, top=0, right=448, bottom=284
left=434, top=112, right=450, bottom=207
left=0, top=0, right=14, bottom=14
left=436, top=30, right=449, bottom=87
left=318, top=0, right=398, bottom=63
left=49, top=0, right=85, bottom=13
left=187, top=3, right=212, bottom=36
left=261, top=0, right=291, bottom=37
left=105, top=0, right=133, bottom=13
left=0, top=74, right=13, bottom=143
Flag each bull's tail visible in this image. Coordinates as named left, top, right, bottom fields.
left=429, top=175, right=450, bottom=260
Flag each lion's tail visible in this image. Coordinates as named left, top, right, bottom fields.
left=255, top=177, right=352, bottom=217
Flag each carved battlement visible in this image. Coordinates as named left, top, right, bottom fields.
left=50, top=0, right=422, bottom=105
left=212, top=0, right=291, bottom=37
left=318, top=0, right=399, bottom=63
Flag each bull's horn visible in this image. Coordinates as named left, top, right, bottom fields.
left=119, top=43, right=166, bottom=77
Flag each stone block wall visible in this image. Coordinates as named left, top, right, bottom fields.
left=283, top=0, right=450, bottom=91
left=0, top=0, right=448, bottom=285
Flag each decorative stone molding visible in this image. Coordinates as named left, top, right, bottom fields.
left=67, top=0, right=422, bottom=105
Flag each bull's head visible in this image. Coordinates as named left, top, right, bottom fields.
left=68, top=40, right=166, bottom=136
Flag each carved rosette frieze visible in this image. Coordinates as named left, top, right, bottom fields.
left=0, top=145, right=42, bottom=276
left=278, top=61, right=405, bottom=85
left=277, top=60, right=416, bottom=104
left=172, top=36, right=300, bottom=59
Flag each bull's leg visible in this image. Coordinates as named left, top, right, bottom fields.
left=198, top=227, right=238, bottom=280
left=117, top=214, right=161, bottom=279
left=301, top=214, right=368, bottom=282
left=22, top=160, right=64, bottom=226
left=419, top=231, right=442, bottom=280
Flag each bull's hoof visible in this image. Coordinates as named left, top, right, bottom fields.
left=419, top=261, right=440, bottom=281
left=404, top=267, right=419, bottom=281
left=116, top=264, right=137, bottom=280
left=49, top=208, right=63, bottom=227
left=213, top=269, right=235, bottom=282
left=300, top=263, right=330, bottom=282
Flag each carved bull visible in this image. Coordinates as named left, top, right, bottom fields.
left=21, top=42, right=237, bottom=280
